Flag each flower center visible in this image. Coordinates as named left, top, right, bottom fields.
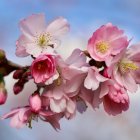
left=96, top=41, right=109, bottom=54
left=119, top=61, right=139, bottom=73
left=37, top=33, right=51, bottom=47
left=37, top=64, right=42, bottom=70
left=37, top=63, right=46, bottom=70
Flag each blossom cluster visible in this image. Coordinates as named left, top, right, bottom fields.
left=0, top=13, right=140, bottom=130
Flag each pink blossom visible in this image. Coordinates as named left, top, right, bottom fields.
left=43, top=85, right=76, bottom=119
left=80, top=79, right=129, bottom=115
left=1, top=94, right=61, bottom=130
left=101, top=80, right=129, bottom=115
left=87, top=23, right=128, bottom=65
left=31, top=54, right=57, bottom=84
left=43, top=49, right=88, bottom=119
left=107, top=44, right=140, bottom=93
left=16, top=13, right=70, bottom=57
left=93, top=80, right=129, bottom=115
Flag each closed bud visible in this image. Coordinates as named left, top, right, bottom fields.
left=13, top=82, right=23, bottom=95
left=29, top=94, right=42, bottom=113
left=13, top=69, right=24, bottom=79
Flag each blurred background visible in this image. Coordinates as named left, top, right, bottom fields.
left=1, top=0, right=140, bottom=139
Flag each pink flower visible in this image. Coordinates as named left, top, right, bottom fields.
left=16, top=13, right=70, bottom=57
left=0, top=84, right=7, bottom=105
left=43, top=49, right=88, bottom=119
left=43, top=86, right=76, bottom=119
left=29, top=94, right=42, bottom=113
left=80, top=79, right=129, bottom=115
left=107, top=44, right=140, bottom=93
left=1, top=94, right=61, bottom=130
left=31, top=54, right=58, bottom=84
left=100, top=80, right=129, bottom=115
left=87, top=23, right=128, bottom=65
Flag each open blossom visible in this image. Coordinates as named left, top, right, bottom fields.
left=43, top=89, right=76, bottom=119
left=16, top=13, right=70, bottom=57
left=87, top=23, right=128, bottom=65
left=43, top=49, right=88, bottom=119
left=31, top=54, right=58, bottom=84
left=107, top=44, right=140, bottom=93
left=1, top=94, right=61, bottom=130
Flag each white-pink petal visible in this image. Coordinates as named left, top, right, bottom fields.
left=46, top=17, right=70, bottom=37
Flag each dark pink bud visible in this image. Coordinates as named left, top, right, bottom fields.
left=29, top=94, right=42, bottom=113
left=13, top=69, right=25, bottom=79
left=13, top=82, right=23, bottom=95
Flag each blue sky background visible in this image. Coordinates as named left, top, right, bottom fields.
left=1, top=0, right=140, bottom=140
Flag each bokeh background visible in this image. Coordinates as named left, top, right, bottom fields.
left=1, top=0, right=140, bottom=140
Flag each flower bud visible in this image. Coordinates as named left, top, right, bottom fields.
left=13, top=82, right=24, bottom=95
left=13, top=69, right=25, bottom=79
left=29, top=94, right=42, bottom=113
left=0, top=83, right=7, bottom=105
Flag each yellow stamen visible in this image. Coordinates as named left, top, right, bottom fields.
left=119, top=61, right=139, bottom=73
left=37, top=33, right=51, bottom=47
left=96, top=41, right=109, bottom=54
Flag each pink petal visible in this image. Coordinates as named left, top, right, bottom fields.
left=84, top=69, right=99, bottom=90
left=66, top=49, right=87, bottom=68
left=103, top=95, right=129, bottom=116
left=20, top=13, right=46, bottom=37
left=46, top=17, right=70, bottom=37
left=92, top=88, right=102, bottom=109
left=95, top=71, right=108, bottom=82
left=45, top=113, right=63, bottom=131
left=52, top=85, right=64, bottom=100
left=25, top=43, right=42, bottom=57
left=110, top=36, right=128, bottom=55
left=10, top=114, right=25, bottom=129
left=1, top=108, right=20, bottom=119
left=66, top=99, right=76, bottom=114
left=122, top=73, right=138, bottom=93
left=113, top=66, right=123, bottom=86
left=99, top=82, right=109, bottom=98
left=18, top=108, right=30, bottom=122
left=39, top=111, right=54, bottom=117
left=79, top=86, right=94, bottom=105
left=50, top=98, right=66, bottom=113
left=65, top=74, right=84, bottom=93
left=16, top=35, right=29, bottom=57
